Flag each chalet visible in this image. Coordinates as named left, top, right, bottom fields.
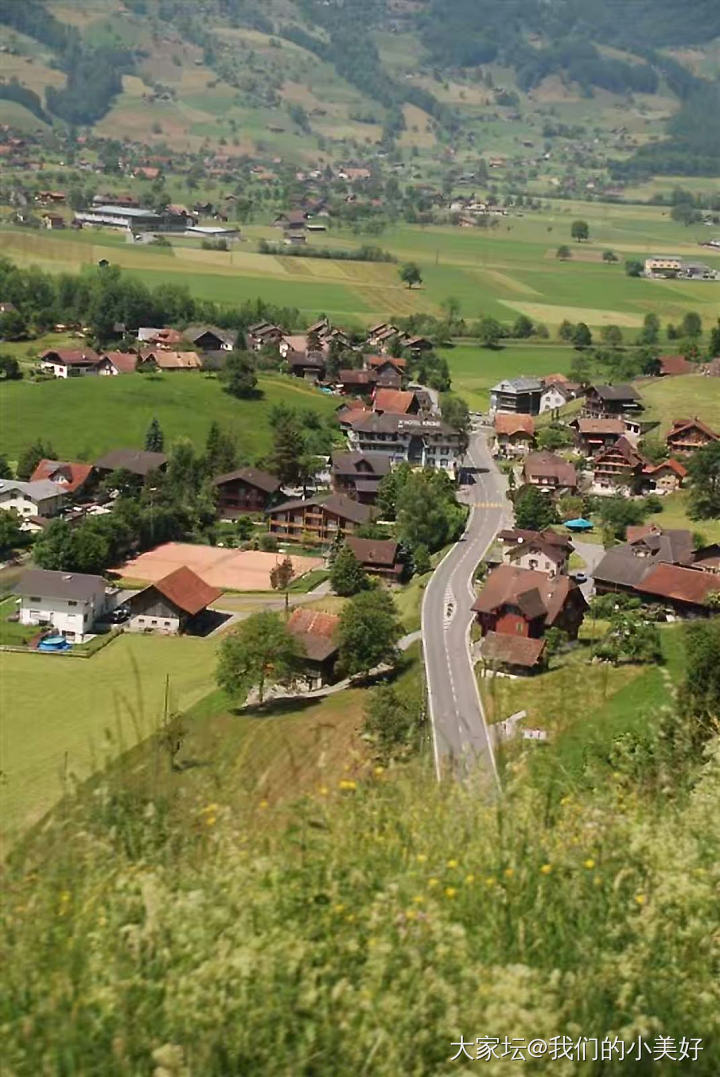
left=15, top=568, right=107, bottom=643
left=40, top=348, right=100, bottom=378
left=666, top=418, right=720, bottom=456
left=136, top=327, right=184, bottom=349
left=94, top=448, right=168, bottom=478
left=498, top=528, right=573, bottom=577
left=331, top=450, right=392, bottom=504
left=246, top=322, right=284, bottom=351
left=472, top=565, right=587, bottom=640
left=97, top=352, right=138, bottom=375
left=591, top=436, right=647, bottom=494
left=267, top=493, right=372, bottom=544
left=213, top=467, right=281, bottom=516
left=41, top=213, right=65, bottom=230
left=279, top=334, right=311, bottom=358
left=367, top=355, right=406, bottom=375
left=347, top=412, right=463, bottom=474
left=657, top=354, right=693, bottom=377
left=594, top=527, right=695, bottom=598
left=494, top=413, right=535, bottom=457
left=406, top=335, right=432, bottom=354
left=372, top=388, right=419, bottom=415
left=337, top=369, right=377, bottom=396
left=641, top=458, right=687, bottom=494
left=0, top=479, right=65, bottom=520
left=150, top=350, right=202, bottom=372
left=345, top=536, right=404, bottom=582
left=490, top=377, right=543, bottom=416
left=184, top=325, right=236, bottom=352
left=571, top=417, right=626, bottom=455
left=127, top=567, right=222, bottom=635
left=635, top=563, right=720, bottom=616
left=29, top=460, right=93, bottom=497
left=479, top=631, right=547, bottom=675
left=584, top=384, right=643, bottom=419
left=522, top=451, right=577, bottom=493
left=286, top=608, right=340, bottom=688
left=287, top=351, right=325, bottom=381
left=539, top=382, right=574, bottom=414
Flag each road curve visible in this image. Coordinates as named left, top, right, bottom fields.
left=422, top=425, right=508, bottom=780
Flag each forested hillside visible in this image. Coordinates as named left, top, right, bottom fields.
left=0, top=0, right=718, bottom=176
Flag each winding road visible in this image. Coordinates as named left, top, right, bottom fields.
left=422, top=423, right=508, bottom=780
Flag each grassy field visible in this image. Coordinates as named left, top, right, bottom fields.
left=0, top=632, right=217, bottom=845
left=639, top=374, right=720, bottom=437
left=440, top=341, right=576, bottom=410
left=0, top=595, right=36, bottom=646
left=0, top=372, right=339, bottom=461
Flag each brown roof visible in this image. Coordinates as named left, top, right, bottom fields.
left=339, top=369, right=376, bottom=386
left=41, top=348, right=99, bottom=365
left=542, top=373, right=570, bottom=386
left=367, top=355, right=406, bottom=370
left=481, top=631, right=546, bottom=668
left=642, top=458, right=687, bottom=479
left=30, top=459, right=92, bottom=494
left=149, top=566, right=222, bottom=616
left=345, top=536, right=400, bottom=568
left=287, top=607, right=340, bottom=661
left=373, top=388, right=416, bottom=414
left=574, top=418, right=626, bottom=436
left=94, top=448, right=168, bottom=475
left=153, top=350, right=202, bottom=370
left=267, top=493, right=371, bottom=525
left=658, top=354, right=693, bottom=376
left=523, top=451, right=577, bottom=487
left=667, top=418, right=720, bottom=442
left=594, top=435, right=646, bottom=469
left=100, top=351, right=138, bottom=374
left=638, top=564, right=720, bottom=607
left=472, top=565, right=583, bottom=626
left=212, top=466, right=280, bottom=493
left=498, top=528, right=572, bottom=550
left=494, top=413, right=535, bottom=437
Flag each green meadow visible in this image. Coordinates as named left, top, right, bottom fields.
left=0, top=373, right=339, bottom=462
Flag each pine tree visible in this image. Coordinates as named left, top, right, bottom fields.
left=271, top=418, right=305, bottom=485
left=330, top=544, right=369, bottom=596
left=145, top=417, right=164, bottom=453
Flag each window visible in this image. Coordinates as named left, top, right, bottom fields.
left=68, top=600, right=78, bottom=607
left=30, top=596, right=41, bottom=603
left=151, top=619, right=158, bottom=625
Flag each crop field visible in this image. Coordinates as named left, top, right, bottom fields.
left=0, top=373, right=339, bottom=462
left=3, top=196, right=719, bottom=328
left=0, top=633, right=217, bottom=845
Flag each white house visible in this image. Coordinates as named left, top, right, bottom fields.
left=40, top=349, right=100, bottom=378
left=0, top=479, right=65, bottom=519
left=539, top=383, right=571, bottom=414
left=15, top=568, right=108, bottom=643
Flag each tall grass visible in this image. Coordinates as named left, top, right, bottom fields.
left=2, top=726, right=719, bottom=1074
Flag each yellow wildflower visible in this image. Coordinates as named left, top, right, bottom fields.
left=205, top=815, right=217, bottom=827
left=635, top=893, right=646, bottom=906
left=427, top=877, right=439, bottom=889
left=415, top=853, right=427, bottom=863
left=405, top=909, right=418, bottom=921
left=333, top=903, right=345, bottom=914
left=338, top=779, right=357, bottom=791
left=464, top=873, right=475, bottom=884
left=446, top=858, right=458, bottom=869
left=373, top=765, right=384, bottom=775
left=504, top=867, right=514, bottom=878
left=259, top=799, right=269, bottom=809
left=485, top=876, right=496, bottom=887
left=540, top=863, right=552, bottom=875
left=318, top=785, right=329, bottom=796
left=444, top=887, right=457, bottom=899
left=412, top=895, right=424, bottom=904
left=583, top=858, right=595, bottom=870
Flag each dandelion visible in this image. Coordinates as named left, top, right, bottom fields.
left=205, top=815, right=217, bottom=827
left=446, top=858, right=458, bottom=869
left=444, top=887, right=457, bottom=899
left=584, top=858, right=596, bottom=870
left=318, top=785, right=329, bottom=796
left=405, top=909, right=418, bottom=921
left=540, top=863, right=552, bottom=875
left=635, top=893, right=646, bottom=906
left=373, top=765, right=384, bottom=776
left=415, top=853, right=427, bottom=863
left=412, top=895, right=424, bottom=904
left=427, top=877, right=439, bottom=889
left=258, top=799, right=269, bottom=810
left=464, top=873, right=475, bottom=884
left=485, top=876, right=496, bottom=887
left=338, top=779, right=357, bottom=791
left=345, top=914, right=355, bottom=923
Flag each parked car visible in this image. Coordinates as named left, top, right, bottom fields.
left=573, top=572, right=588, bottom=584
left=109, top=603, right=130, bottom=624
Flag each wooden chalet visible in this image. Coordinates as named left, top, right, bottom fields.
left=286, top=608, right=340, bottom=688
left=591, top=436, right=647, bottom=493
left=472, top=565, right=586, bottom=641
left=127, top=567, right=222, bottom=635
left=267, top=493, right=372, bottom=544
left=213, top=467, right=281, bottom=516
left=666, top=418, right=720, bottom=456
left=345, top=536, right=404, bottom=582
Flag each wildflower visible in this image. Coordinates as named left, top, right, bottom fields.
left=373, top=765, right=384, bottom=776
left=444, top=887, right=457, bottom=899
left=560, top=795, right=571, bottom=805
left=504, top=867, right=514, bottom=878
left=405, top=909, right=418, bottom=921
left=427, top=877, right=439, bottom=889
left=635, top=893, right=646, bottom=906
left=60, top=891, right=70, bottom=902
left=446, top=858, right=458, bottom=869
left=200, top=803, right=219, bottom=814
left=338, top=779, right=357, bottom=791
left=584, top=858, right=596, bottom=870
left=485, top=876, right=496, bottom=887
left=412, top=895, right=424, bottom=904
left=464, top=873, right=475, bottom=884
left=333, top=903, right=345, bottom=913
left=318, top=785, right=329, bottom=796
left=415, top=853, right=427, bottom=863
left=258, top=799, right=269, bottom=810
left=540, top=864, right=552, bottom=875
left=205, top=815, right=216, bottom=827
left=345, top=914, right=355, bottom=923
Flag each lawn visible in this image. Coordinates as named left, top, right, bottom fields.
left=0, top=372, right=339, bottom=461
left=638, top=374, right=720, bottom=437
left=0, top=595, right=37, bottom=646
left=0, top=633, right=218, bottom=845
left=441, top=341, right=576, bottom=410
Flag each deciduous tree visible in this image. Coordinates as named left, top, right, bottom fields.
left=336, top=589, right=402, bottom=677
left=217, top=611, right=300, bottom=705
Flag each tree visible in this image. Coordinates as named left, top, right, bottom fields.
left=16, top=439, right=57, bottom=481
left=0, top=310, right=28, bottom=340
left=330, top=544, right=369, bottom=596
left=569, top=352, right=592, bottom=384
left=679, top=620, right=720, bottom=734
left=558, top=319, right=575, bottom=342
left=513, top=486, right=557, bottom=531
left=681, top=311, right=702, bottom=340
left=270, top=555, right=295, bottom=614
left=33, top=518, right=75, bottom=570
left=216, top=611, right=299, bottom=705
left=708, top=319, right=720, bottom=358
left=0, top=453, right=12, bottom=479
left=556, top=245, right=572, bottom=260
left=596, top=608, right=662, bottom=666
left=512, top=314, right=534, bottom=338
left=477, top=315, right=503, bottom=348
left=0, top=509, right=23, bottom=556
left=537, top=424, right=573, bottom=451
left=440, top=394, right=470, bottom=453
left=625, top=260, right=643, bottom=277
left=687, top=441, right=720, bottom=519
left=412, top=543, right=431, bottom=575
left=638, top=313, right=660, bottom=345
left=573, top=322, right=592, bottom=348
left=597, top=496, right=647, bottom=539
left=399, top=262, right=422, bottom=289
left=0, top=355, right=21, bottom=380
left=600, top=324, right=623, bottom=347
left=205, top=421, right=237, bottom=475
left=602, top=250, right=618, bottom=263
left=396, top=469, right=464, bottom=553
left=271, top=416, right=305, bottom=485
left=145, top=417, right=164, bottom=453
left=336, top=589, right=401, bottom=677
left=571, top=219, right=589, bottom=242
left=363, top=681, right=424, bottom=762
left=222, top=350, right=258, bottom=398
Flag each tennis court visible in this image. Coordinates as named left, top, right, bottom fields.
left=116, top=543, right=322, bottom=591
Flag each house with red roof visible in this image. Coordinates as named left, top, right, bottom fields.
left=666, top=418, right=720, bottom=456
left=40, top=348, right=100, bottom=378
left=591, top=436, right=647, bottom=494
left=127, top=566, right=222, bottom=634
left=472, top=564, right=586, bottom=640
left=30, top=459, right=93, bottom=497
left=494, top=412, right=536, bottom=456
left=286, top=607, right=340, bottom=687
left=641, top=458, right=687, bottom=494
left=97, top=352, right=139, bottom=375
left=372, top=388, right=419, bottom=415
left=657, top=354, right=694, bottom=377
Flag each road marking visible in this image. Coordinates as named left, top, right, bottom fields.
left=471, top=501, right=504, bottom=508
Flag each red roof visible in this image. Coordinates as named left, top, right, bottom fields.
left=639, top=564, right=720, bottom=607
left=642, top=458, right=687, bottom=478
left=481, top=631, right=546, bottom=668
left=41, top=348, right=99, bottom=365
left=667, top=418, right=720, bottom=442
left=542, top=372, right=570, bottom=386
left=472, top=564, right=583, bottom=625
left=373, top=388, right=416, bottom=414
left=101, top=351, right=138, bottom=374
left=150, top=566, right=222, bottom=615
left=494, top=412, right=535, bottom=437
left=346, top=536, right=400, bottom=568
left=287, top=608, right=340, bottom=661
left=367, top=355, right=406, bottom=370
left=30, top=459, right=93, bottom=494
left=658, top=354, right=693, bottom=376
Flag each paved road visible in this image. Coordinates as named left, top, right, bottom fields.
left=422, top=425, right=508, bottom=780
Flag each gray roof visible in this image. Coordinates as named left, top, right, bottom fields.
left=15, top=568, right=105, bottom=601
left=184, top=324, right=236, bottom=348
left=593, top=529, right=694, bottom=590
left=491, top=377, right=543, bottom=393
left=0, top=479, right=62, bottom=501
left=94, top=449, right=168, bottom=475
left=331, top=450, right=392, bottom=477
left=85, top=204, right=161, bottom=219
left=591, top=384, right=640, bottom=402
left=267, top=492, right=371, bottom=524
